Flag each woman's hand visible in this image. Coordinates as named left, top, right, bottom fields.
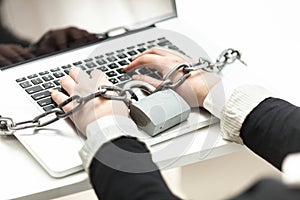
left=124, top=47, right=220, bottom=107
left=51, top=67, right=128, bottom=136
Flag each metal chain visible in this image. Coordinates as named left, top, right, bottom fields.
left=0, top=85, right=135, bottom=135
left=154, top=48, right=246, bottom=92
left=0, top=48, right=246, bottom=136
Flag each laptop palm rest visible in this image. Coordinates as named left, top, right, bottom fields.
left=0, top=73, right=83, bottom=178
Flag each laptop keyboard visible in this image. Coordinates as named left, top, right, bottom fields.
left=16, top=37, right=186, bottom=111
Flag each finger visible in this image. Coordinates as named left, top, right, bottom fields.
left=90, top=69, right=112, bottom=87
left=133, top=47, right=171, bottom=60
left=59, top=75, right=76, bottom=96
left=132, top=74, right=162, bottom=88
left=69, top=67, right=89, bottom=84
left=50, top=89, right=74, bottom=114
left=125, top=54, right=166, bottom=72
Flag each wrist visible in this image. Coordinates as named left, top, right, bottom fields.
left=194, top=70, right=220, bottom=107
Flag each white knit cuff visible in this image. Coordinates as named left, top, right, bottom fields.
left=220, top=85, right=273, bottom=144
left=79, top=115, right=140, bottom=172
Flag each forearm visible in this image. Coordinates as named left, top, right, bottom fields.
left=89, top=136, right=180, bottom=200
left=240, top=97, right=300, bottom=170
left=79, top=116, right=179, bottom=200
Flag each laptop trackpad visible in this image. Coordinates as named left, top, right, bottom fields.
left=14, top=121, right=84, bottom=178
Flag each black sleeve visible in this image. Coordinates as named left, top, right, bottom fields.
left=241, top=97, right=300, bottom=170
left=89, top=136, right=180, bottom=200
left=232, top=178, right=300, bottom=200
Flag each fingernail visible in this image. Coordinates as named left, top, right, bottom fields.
left=130, top=55, right=138, bottom=61
left=49, top=88, right=56, bottom=94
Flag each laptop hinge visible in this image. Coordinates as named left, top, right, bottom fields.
left=98, top=24, right=156, bottom=41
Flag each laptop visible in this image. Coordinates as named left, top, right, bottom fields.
left=0, top=0, right=218, bottom=177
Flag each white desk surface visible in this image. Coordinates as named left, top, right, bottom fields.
left=1, top=0, right=300, bottom=199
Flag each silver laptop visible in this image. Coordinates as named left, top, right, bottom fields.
left=0, top=0, right=217, bottom=177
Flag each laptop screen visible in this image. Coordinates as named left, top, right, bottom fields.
left=0, top=0, right=176, bottom=67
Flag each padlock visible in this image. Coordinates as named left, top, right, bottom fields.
left=129, top=89, right=191, bottom=136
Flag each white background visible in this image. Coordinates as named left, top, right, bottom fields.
left=1, top=0, right=299, bottom=199
left=175, top=0, right=300, bottom=105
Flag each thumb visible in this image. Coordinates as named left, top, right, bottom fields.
left=132, top=74, right=162, bottom=88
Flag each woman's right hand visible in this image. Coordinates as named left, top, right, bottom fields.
left=124, top=47, right=220, bottom=107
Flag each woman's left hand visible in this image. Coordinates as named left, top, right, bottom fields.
left=51, top=67, right=128, bottom=135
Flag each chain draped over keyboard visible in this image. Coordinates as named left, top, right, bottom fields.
left=1, top=35, right=246, bottom=136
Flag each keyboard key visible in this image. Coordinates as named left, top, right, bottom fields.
left=64, top=69, right=70, bottom=75
left=42, top=75, right=54, bottom=81
left=43, top=104, right=55, bottom=111
left=31, top=78, right=43, bottom=85
left=84, top=58, right=93, bottom=62
left=147, top=45, right=155, bottom=49
left=107, top=56, right=117, bottom=62
left=95, top=55, right=104, bottom=59
left=20, top=81, right=32, bottom=88
left=54, top=80, right=60, bottom=86
left=98, top=66, right=108, bottom=72
left=39, top=71, right=49, bottom=76
left=78, top=65, right=86, bottom=71
left=86, top=62, right=97, bottom=68
left=73, top=61, right=82, bottom=66
left=116, top=68, right=125, bottom=74
left=107, top=63, right=118, bottom=69
left=53, top=71, right=65, bottom=78
left=31, top=90, right=51, bottom=100
left=158, top=37, right=166, bottom=40
left=118, top=60, right=129, bottom=66
left=127, top=70, right=138, bottom=77
left=105, top=52, right=114, bottom=56
left=127, top=46, right=135, bottom=50
left=106, top=71, right=118, bottom=77
left=168, top=45, right=179, bottom=50
left=61, top=64, right=72, bottom=69
left=86, top=70, right=93, bottom=75
left=179, top=50, right=186, bottom=55
left=157, top=40, right=171, bottom=47
left=127, top=50, right=138, bottom=56
left=37, top=97, right=53, bottom=107
left=137, top=43, right=145, bottom=46
left=96, top=59, right=107, bottom=65
left=116, top=49, right=125, bottom=53
left=109, top=78, right=118, bottom=84
left=50, top=67, right=60, bottom=72
left=27, top=74, right=38, bottom=79
left=16, top=77, right=26, bottom=82
left=117, top=53, right=127, bottom=59
left=147, top=40, right=155, bottom=43
left=54, top=87, right=62, bottom=92
left=137, top=48, right=146, bottom=53
left=26, top=85, right=43, bottom=94
left=118, top=74, right=130, bottom=82
left=43, top=82, right=55, bottom=89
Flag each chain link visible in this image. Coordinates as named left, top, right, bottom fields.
left=0, top=48, right=246, bottom=136
left=155, top=48, right=246, bottom=92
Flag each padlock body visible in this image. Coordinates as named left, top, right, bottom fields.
left=130, top=89, right=191, bottom=136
